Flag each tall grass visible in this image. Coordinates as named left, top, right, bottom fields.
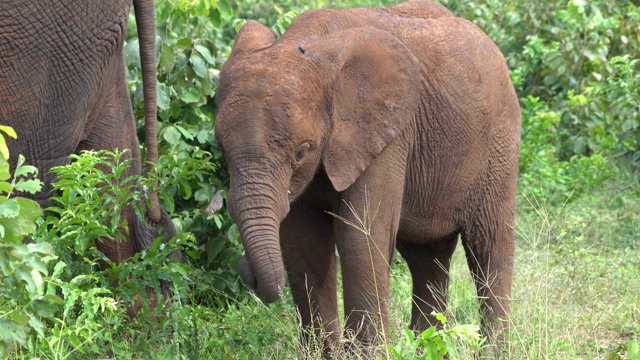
left=197, top=177, right=639, bottom=359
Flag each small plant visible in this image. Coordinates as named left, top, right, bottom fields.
left=387, top=312, right=483, bottom=360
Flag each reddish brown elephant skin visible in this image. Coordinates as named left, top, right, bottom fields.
left=0, top=0, right=163, bottom=316
left=215, top=0, right=521, bottom=353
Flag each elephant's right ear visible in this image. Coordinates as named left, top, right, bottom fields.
left=230, top=21, right=278, bottom=56
left=301, top=27, right=421, bottom=192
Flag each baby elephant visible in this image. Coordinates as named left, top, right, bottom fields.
left=215, top=0, right=520, bottom=355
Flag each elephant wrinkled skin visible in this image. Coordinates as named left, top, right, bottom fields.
left=0, top=0, right=167, bottom=316
left=215, top=0, right=521, bottom=353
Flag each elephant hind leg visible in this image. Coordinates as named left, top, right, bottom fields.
left=397, top=234, right=458, bottom=332
left=460, top=206, right=515, bottom=342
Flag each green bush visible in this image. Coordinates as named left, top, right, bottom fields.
left=0, top=126, right=55, bottom=357
left=0, top=146, right=198, bottom=358
left=439, top=0, right=639, bottom=199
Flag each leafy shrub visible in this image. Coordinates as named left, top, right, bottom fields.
left=388, top=313, right=483, bottom=360
left=518, top=95, right=615, bottom=200
left=0, top=147, right=199, bottom=358
left=0, top=126, right=56, bottom=357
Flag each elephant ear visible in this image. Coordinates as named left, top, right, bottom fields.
left=230, top=21, right=277, bottom=56
left=301, top=27, right=421, bottom=192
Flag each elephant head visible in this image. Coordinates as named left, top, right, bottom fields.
left=215, top=20, right=421, bottom=303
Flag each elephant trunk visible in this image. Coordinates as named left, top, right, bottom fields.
left=230, top=169, right=290, bottom=304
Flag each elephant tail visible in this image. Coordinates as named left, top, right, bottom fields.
left=133, top=0, right=162, bottom=224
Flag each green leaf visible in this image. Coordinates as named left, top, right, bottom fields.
left=213, top=214, right=222, bottom=229
left=52, top=261, right=66, bottom=279
left=15, top=268, right=38, bottom=294
left=0, top=125, right=17, bottom=139
left=17, top=197, right=43, bottom=220
left=179, top=90, right=200, bottom=104
left=160, top=42, right=176, bottom=73
left=14, top=155, right=38, bottom=178
left=14, top=179, right=43, bottom=194
left=0, top=198, right=20, bottom=218
left=210, top=8, right=221, bottom=28
left=0, top=157, right=10, bottom=181
left=175, top=125, right=194, bottom=140
left=176, top=37, right=193, bottom=48
left=27, top=313, right=45, bottom=337
left=0, top=319, right=27, bottom=345
left=158, top=83, right=171, bottom=111
left=30, top=267, right=44, bottom=294
left=0, top=182, right=11, bottom=194
left=217, top=0, right=232, bottom=21
left=194, top=45, right=216, bottom=65
left=162, top=126, right=181, bottom=145
left=189, top=54, right=208, bottom=78
left=196, top=129, right=209, bottom=144
left=43, top=294, right=65, bottom=305
left=0, top=134, right=9, bottom=160
left=0, top=197, right=41, bottom=242
left=628, top=339, right=639, bottom=359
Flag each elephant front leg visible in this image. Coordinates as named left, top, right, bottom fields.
left=280, top=203, right=339, bottom=356
left=335, top=146, right=406, bottom=352
left=335, top=197, right=396, bottom=351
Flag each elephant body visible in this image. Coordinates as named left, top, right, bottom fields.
left=216, top=0, right=520, bottom=353
left=0, top=0, right=164, bottom=314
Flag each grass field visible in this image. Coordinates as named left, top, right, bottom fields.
left=200, top=176, right=640, bottom=359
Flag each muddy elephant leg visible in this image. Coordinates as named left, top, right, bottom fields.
left=336, top=192, right=398, bottom=350
left=461, top=206, right=515, bottom=343
left=335, top=144, right=407, bottom=349
left=281, top=203, right=339, bottom=355
left=396, top=234, right=458, bottom=332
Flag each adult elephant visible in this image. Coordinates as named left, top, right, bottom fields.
left=215, top=0, right=521, bottom=355
left=0, top=0, right=167, bottom=315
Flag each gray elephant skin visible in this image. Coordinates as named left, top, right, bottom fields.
left=215, top=0, right=521, bottom=352
left=0, top=0, right=166, bottom=316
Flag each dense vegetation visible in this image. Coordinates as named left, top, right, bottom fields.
left=1, top=0, right=638, bottom=358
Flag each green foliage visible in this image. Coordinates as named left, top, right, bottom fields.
left=0, top=148, right=197, bottom=359
left=128, top=0, right=248, bottom=301
left=45, top=150, right=143, bottom=248
left=40, top=149, right=198, bottom=327
left=0, top=126, right=54, bottom=357
left=441, top=0, right=640, bottom=197
left=387, top=313, right=483, bottom=360
left=518, top=95, right=616, bottom=199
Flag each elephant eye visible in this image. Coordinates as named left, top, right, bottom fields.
left=295, top=142, right=312, bottom=162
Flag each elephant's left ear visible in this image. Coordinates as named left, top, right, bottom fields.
left=300, top=27, right=421, bottom=192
